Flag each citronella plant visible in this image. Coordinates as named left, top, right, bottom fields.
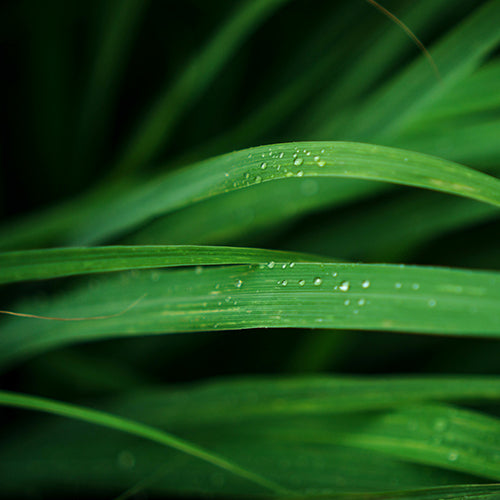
left=0, top=1, right=499, bottom=499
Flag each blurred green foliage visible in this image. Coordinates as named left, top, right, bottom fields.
left=0, top=0, right=499, bottom=498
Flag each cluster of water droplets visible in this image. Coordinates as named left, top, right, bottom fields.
left=393, top=278, right=438, bottom=308
left=236, top=146, right=331, bottom=188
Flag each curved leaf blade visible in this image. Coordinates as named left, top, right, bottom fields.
left=70, top=142, right=500, bottom=245
left=0, top=390, right=291, bottom=496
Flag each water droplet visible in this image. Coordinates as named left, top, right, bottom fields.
left=412, top=283, right=420, bottom=290
left=279, top=152, right=284, bottom=159
left=289, top=262, right=296, bottom=268
left=294, top=158, right=304, bottom=167
left=255, top=175, right=262, bottom=183
left=344, top=299, right=350, bottom=306
left=281, top=280, right=288, bottom=287
left=286, top=171, right=294, bottom=177
left=247, top=153, right=252, bottom=159
left=224, top=172, right=229, bottom=177
left=298, top=279, right=306, bottom=286
left=314, top=156, right=320, bottom=161
left=353, top=309, right=359, bottom=314
left=268, top=261, right=275, bottom=269
left=282, top=263, right=287, bottom=269
left=297, top=170, right=304, bottom=177
left=428, top=299, right=437, bottom=307
left=321, top=149, right=325, bottom=153
left=245, top=172, right=250, bottom=179
left=395, top=282, right=402, bottom=289
left=332, top=272, right=338, bottom=277
left=357, top=298, right=366, bottom=306
left=314, top=278, right=323, bottom=286
left=361, top=280, right=370, bottom=289
left=448, top=451, right=459, bottom=462
left=306, top=151, right=311, bottom=156
left=260, top=162, right=267, bottom=169
left=317, top=160, right=326, bottom=167
left=235, top=280, right=243, bottom=288
left=339, top=281, right=350, bottom=291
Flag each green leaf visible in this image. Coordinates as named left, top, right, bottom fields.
left=3, top=377, right=500, bottom=497
left=0, top=389, right=291, bottom=495
left=0, top=245, right=322, bottom=285
left=70, top=142, right=500, bottom=245
left=112, top=0, right=288, bottom=175
left=1, top=262, right=498, bottom=367
left=342, top=0, right=500, bottom=142
left=72, top=0, right=148, bottom=173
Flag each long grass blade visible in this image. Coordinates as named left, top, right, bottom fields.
left=0, top=389, right=291, bottom=495
left=69, top=142, right=500, bottom=245
left=0, top=245, right=323, bottom=285
left=112, top=0, right=287, bottom=176
left=1, top=262, right=498, bottom=367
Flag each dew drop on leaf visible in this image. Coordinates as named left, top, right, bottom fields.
left=339, top=281, right=350, bottom=291
left=313, top=278, right=323, bottom=286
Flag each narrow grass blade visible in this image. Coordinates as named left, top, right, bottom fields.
left=303, top=0, right=457, bottom=133
left=284, top=193, right=499, bottom=262
left=112, top=0, right=287, bottom=175
left=330, top=1, right=500, bottom=142
left=246, top=405, right=500, bottom=480
left=111, top=375, right=500, bottom=426
left=2, top=142, right=498, bottom=249
left=411, top=60, right=500, bottom=123
left=1, top=262, right=498, bottom=367
left=303, top=485, right=500, bottom=500
left=127, top=177, right=381, bottom=247
left=393, top=119, right=500, bottom=169
left=72, top=0, right=148, bottom=173
left=0, top=423, right=479, bottom=497
left=69, top=142, right=500, bottom=245
left=0, top=390, right=291, bottom=495
left=0, top=245, right=323, bottom=285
